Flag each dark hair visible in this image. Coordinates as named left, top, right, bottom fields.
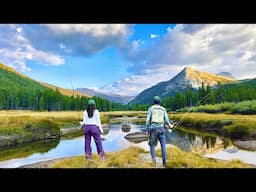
left=87, top=103, right=96, bottom=118
left=153, top=100, right=160, bottom=104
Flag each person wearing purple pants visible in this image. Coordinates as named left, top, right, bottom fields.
left=80, top=99, right=106, bottom=160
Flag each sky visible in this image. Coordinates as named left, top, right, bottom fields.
left=1, top=24, right=256, bottom=96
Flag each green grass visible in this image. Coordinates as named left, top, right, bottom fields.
left=179, top=100, right=256, bottom=114
left=49, top=146, right=251, bottom=168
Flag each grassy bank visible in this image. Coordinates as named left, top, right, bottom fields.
left=0, top=110, right=146, bottom=147
left=171, top=112, right=256, bottom=139
left=47, top=146, right=251, bottom=168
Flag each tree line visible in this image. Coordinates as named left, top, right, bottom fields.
left=162, top=79, right=256, bottom=111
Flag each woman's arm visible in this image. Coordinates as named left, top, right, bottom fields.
left=95, top=110, right=104, bottom=134
left=80, top=111, right=87, bottom=126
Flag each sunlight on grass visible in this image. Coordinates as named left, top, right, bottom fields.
left=50, top=146, right=252, bottom=168
left=157, top=146, right=252, bottom=168
left=51, top=147, right=153, bottom=168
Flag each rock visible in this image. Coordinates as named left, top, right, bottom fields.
left=234, top=140, right=256, bottom=151
left=60, top=127, right=82, bottom=135
left=224, top=147, right=239, bottom=153
left=102, top=123, right=109, bottom=128
left=122, top=124, right=131, bottom=132
left=139, top=154, right=164, bottom=168
left=124, top=132, right=149, bottom=143
left=125, top=132, right=148, bottom=139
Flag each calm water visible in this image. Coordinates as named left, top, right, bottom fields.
left=1, top=120, right=256, bottom=168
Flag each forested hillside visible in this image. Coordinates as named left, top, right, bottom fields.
left=0, top=63, right=112, bottom=111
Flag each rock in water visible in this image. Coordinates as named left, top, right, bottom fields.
left=122, top=123, right=131, bottom=132
left=224, top=147, right=239, bottom=153
left=124, top=132, right=149, bottom=143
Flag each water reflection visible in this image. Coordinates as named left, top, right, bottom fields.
left=165, top=128, right=228, bottom=154
left=0, top=123, right=148, bottom=168
left=0, top=121, right=242, bottom=168
left=0, top=139, right=59, bottom=162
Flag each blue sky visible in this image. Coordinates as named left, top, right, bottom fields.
left=1, top=24, right=256, bottom=96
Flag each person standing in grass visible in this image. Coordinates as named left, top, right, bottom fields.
left=80, top=99, right=106, bottom=160
left=145, top=96, right=173, bottom=167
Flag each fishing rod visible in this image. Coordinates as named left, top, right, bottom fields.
left=66, top=65, right=105, bottom=140
left=172, top=89, right=214, bottom=129
left=66, top=63, right=82, bottom=123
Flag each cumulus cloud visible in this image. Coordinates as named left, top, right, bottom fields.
left=24, top=24, right=132, bottom=56
left=123, top=24, right=256, bottom=78
left=0, top=24, right=132, bottom=71
left=103, top=24, right=256, bottom=96
left=0, top=24, right=64, bottom=71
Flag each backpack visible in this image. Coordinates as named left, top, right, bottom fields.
left=150, top=106, right=165, bottom=124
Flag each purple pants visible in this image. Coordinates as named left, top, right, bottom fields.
left=84, top=124, right=105, bottom=159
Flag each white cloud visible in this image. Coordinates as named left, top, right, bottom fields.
left=25, top=24, right=133, bottom=56
left=0, top=25, right=65, bottom=71
left=0, top=24, right=132, bottom=71
left=127, top=24, right=256, bottom=77
left=43, top=24, right=130, bottom=37
left=150, top=34, right=159, bottom=39
left=106, top=24, right=256, bottom=96
left=100, top=65, right=180, bottom=96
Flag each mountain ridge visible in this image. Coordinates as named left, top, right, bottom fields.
left=130, top=67, right=237, bottom=104
left=76, top=88, right=134, bottom=104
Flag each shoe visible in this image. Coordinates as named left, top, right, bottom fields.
left=101, top=155, right=106, bottom=160
left=85, top=154, right=92, bottom=160
left=162, top=159, right=166, bottom=167
left=100, top=152, right=106, bottom=160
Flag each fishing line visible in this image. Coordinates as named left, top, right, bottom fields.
left=173, top=90, right=214, bottom=129
left=66, top=62, right=81, bottom=122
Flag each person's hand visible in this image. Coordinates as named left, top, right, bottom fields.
left=79, top=121, right=83, bottom=126
left=169, top=123, right=174, bottom=129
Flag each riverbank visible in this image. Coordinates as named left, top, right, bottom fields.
left=0, top=110, right=144, bottom=147
left=171, top=113, right=256, bottom=140
left=20, top=146, right=252, bottom=168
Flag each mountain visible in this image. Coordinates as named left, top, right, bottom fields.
left=41, top=82, right=89, bottom=97
left=76, top=88, right=134, bottom=104
left=0, top=63, right=88, bottom=98
left=217, top=72, right=235, bottom=79
left=0, top=63, right=117, bottom=111
left=130, top=67, right=237, bottom=104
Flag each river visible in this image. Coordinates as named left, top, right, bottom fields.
left=1, top=118, right=256, bottom=168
